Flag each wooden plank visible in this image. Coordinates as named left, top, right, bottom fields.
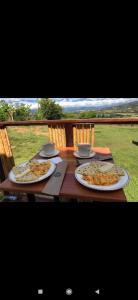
left=56, top=126, right=60, bottom=148
left=48, top=126, right=52, bottom=142
left=73, top=126, right=77, bottom=147
left=52, top=126, right=56, bottom=145
left=54, top=126, right=58, bottom=147
left=61, top=125, right=66, bottom=148
left=80, top=126, right=83, bottom=143
left=86, top=126, right=90, bottom=143
left=84, top=124, right=87, bottom=143
left=4, top=128, right=14, bottom=168
left=63, top=125, right=66, bottom=147
left=1, top=117, right=138, bottom=127
left=58, top=126, right=61, bottom=148
left=0, top=127, right=14, bottom=178
left=92, top=126, right=94, bottom=147
left=82, top=124, right=85, bottom=143
left=77, top=125, right=80, bottom=144
left=48, top=125, right=66, bottom=148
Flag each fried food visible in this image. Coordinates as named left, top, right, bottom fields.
left=77, top=161, right=125, bottom=186
left=29, top=161, right=51, bottom=176
left=16, top=172, right=38, bottom=182
left=83, top=172, right=119, bottom=186
left=12, top=161, right=51, bottom=182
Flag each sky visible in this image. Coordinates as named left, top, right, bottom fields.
left=1, top=98, right=138, bottom=111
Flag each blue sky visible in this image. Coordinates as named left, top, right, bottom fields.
left=1, top=98, right=138, bottom=111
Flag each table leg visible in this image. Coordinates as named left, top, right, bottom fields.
left=27, top=193, right=36, bottom=202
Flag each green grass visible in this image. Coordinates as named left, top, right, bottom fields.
left=6, top=124, right=138, bottom=202
left=7, top=126, right=50, bottom=165
left=95, top=125, right=138, bottom=202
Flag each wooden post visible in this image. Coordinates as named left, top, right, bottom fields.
left=65, top=124, right=73, bottom=146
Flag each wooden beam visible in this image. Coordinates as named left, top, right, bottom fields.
left=0, top=117, right=138, bottom=127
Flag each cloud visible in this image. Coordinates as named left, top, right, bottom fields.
left=1, top=98, right=138, bottom=111
left=0, top=98, right=38, bottom=110
left=54, top=98, right=138, bottom=108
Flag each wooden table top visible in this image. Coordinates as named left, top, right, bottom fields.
left=0, top=147, right=127, bottom=202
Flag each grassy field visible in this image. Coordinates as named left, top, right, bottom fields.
left=2, top=124, right=138, bottom=202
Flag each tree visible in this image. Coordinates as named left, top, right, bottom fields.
left=14, top=104, right=31, bottom=121
left=0, top=100, right=15, bottom=121
left=38, top=98, right=63, bottom=120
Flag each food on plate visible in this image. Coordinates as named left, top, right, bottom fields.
left=77, top=161, right=125, bottom=186
left=12, top=163, right=30, bottom=177
left=29, top=161, right=51, bottom=176
left=83, top=173, right=119, bottom=186
left=12, top=160, right=51, bottom=182
left=16, top=172, right=38, bottom=182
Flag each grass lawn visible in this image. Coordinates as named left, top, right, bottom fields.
left=7, top=126, right=50, bottom=165
left=95, top=125, right=138, bottom=202
left=4, top=124, right=138, bottom=202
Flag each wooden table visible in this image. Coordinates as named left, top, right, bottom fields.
left=0, top=147, right=127, bottom=202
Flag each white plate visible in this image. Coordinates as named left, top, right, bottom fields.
left=39, top=149, right=60, bottom=158
left=9, top=159, right=56, bottom=184
left=73, top=151, right=96, bottom=159
left=75, top=162, right=129, bottom=191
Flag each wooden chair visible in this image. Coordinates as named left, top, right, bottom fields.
left=48, top=124, right=66, bottom=148
left=73, top=123, right=94, bottom=147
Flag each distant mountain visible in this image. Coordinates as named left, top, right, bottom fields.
left=63, top=100, right=138, bottom=112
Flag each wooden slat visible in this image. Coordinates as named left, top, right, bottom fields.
left=55, top=126, right=58, bottom=147
left=84, top=124, right=87, bottom=143
left=72, top=123, right=95, bottom=147
left=0, top=127, right=15, bottom=179
left=63, top=125, right=66, bottom=147
left=57, top=126, right=60, bottom=148
left=80, top=125, right=83, bottom=143
left=48, top=126, right=52, bottom=142
left=62, top=125, right=66, bottom=147
left=86, top=126, right=90, bottom=143
left=92, top=126, right=94, bottom=146
left=57, top=126, right=61, bottom=147
left=48, top=124, right=66, bottom=148
left=77, top=125, right=80, bottom=144
left=52, top=126, right=56, bottom=145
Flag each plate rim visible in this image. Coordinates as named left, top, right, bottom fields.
left=8, top=159, right=56, bottom=184
left=39, top=149, right=60, bottom=157
left=75, top=162, right=129, bottom=191
left=73, top=151, right=96, bottom=158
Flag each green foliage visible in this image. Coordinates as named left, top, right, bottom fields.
left=38, top=98, right=63, bottom=120
left=79, top=111, right=96, bottom=119
left=14, top=104, right=31, bottom=121
left=62, top=112, right=79, bottom=119
left=0, top=107, right=7, bottom=121
left=0, top=100, right=15, bottom=121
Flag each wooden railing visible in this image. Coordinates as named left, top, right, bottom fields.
left=1, top=117, right=138, bottom=126
left=0, top=118, right=138, bottom=181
